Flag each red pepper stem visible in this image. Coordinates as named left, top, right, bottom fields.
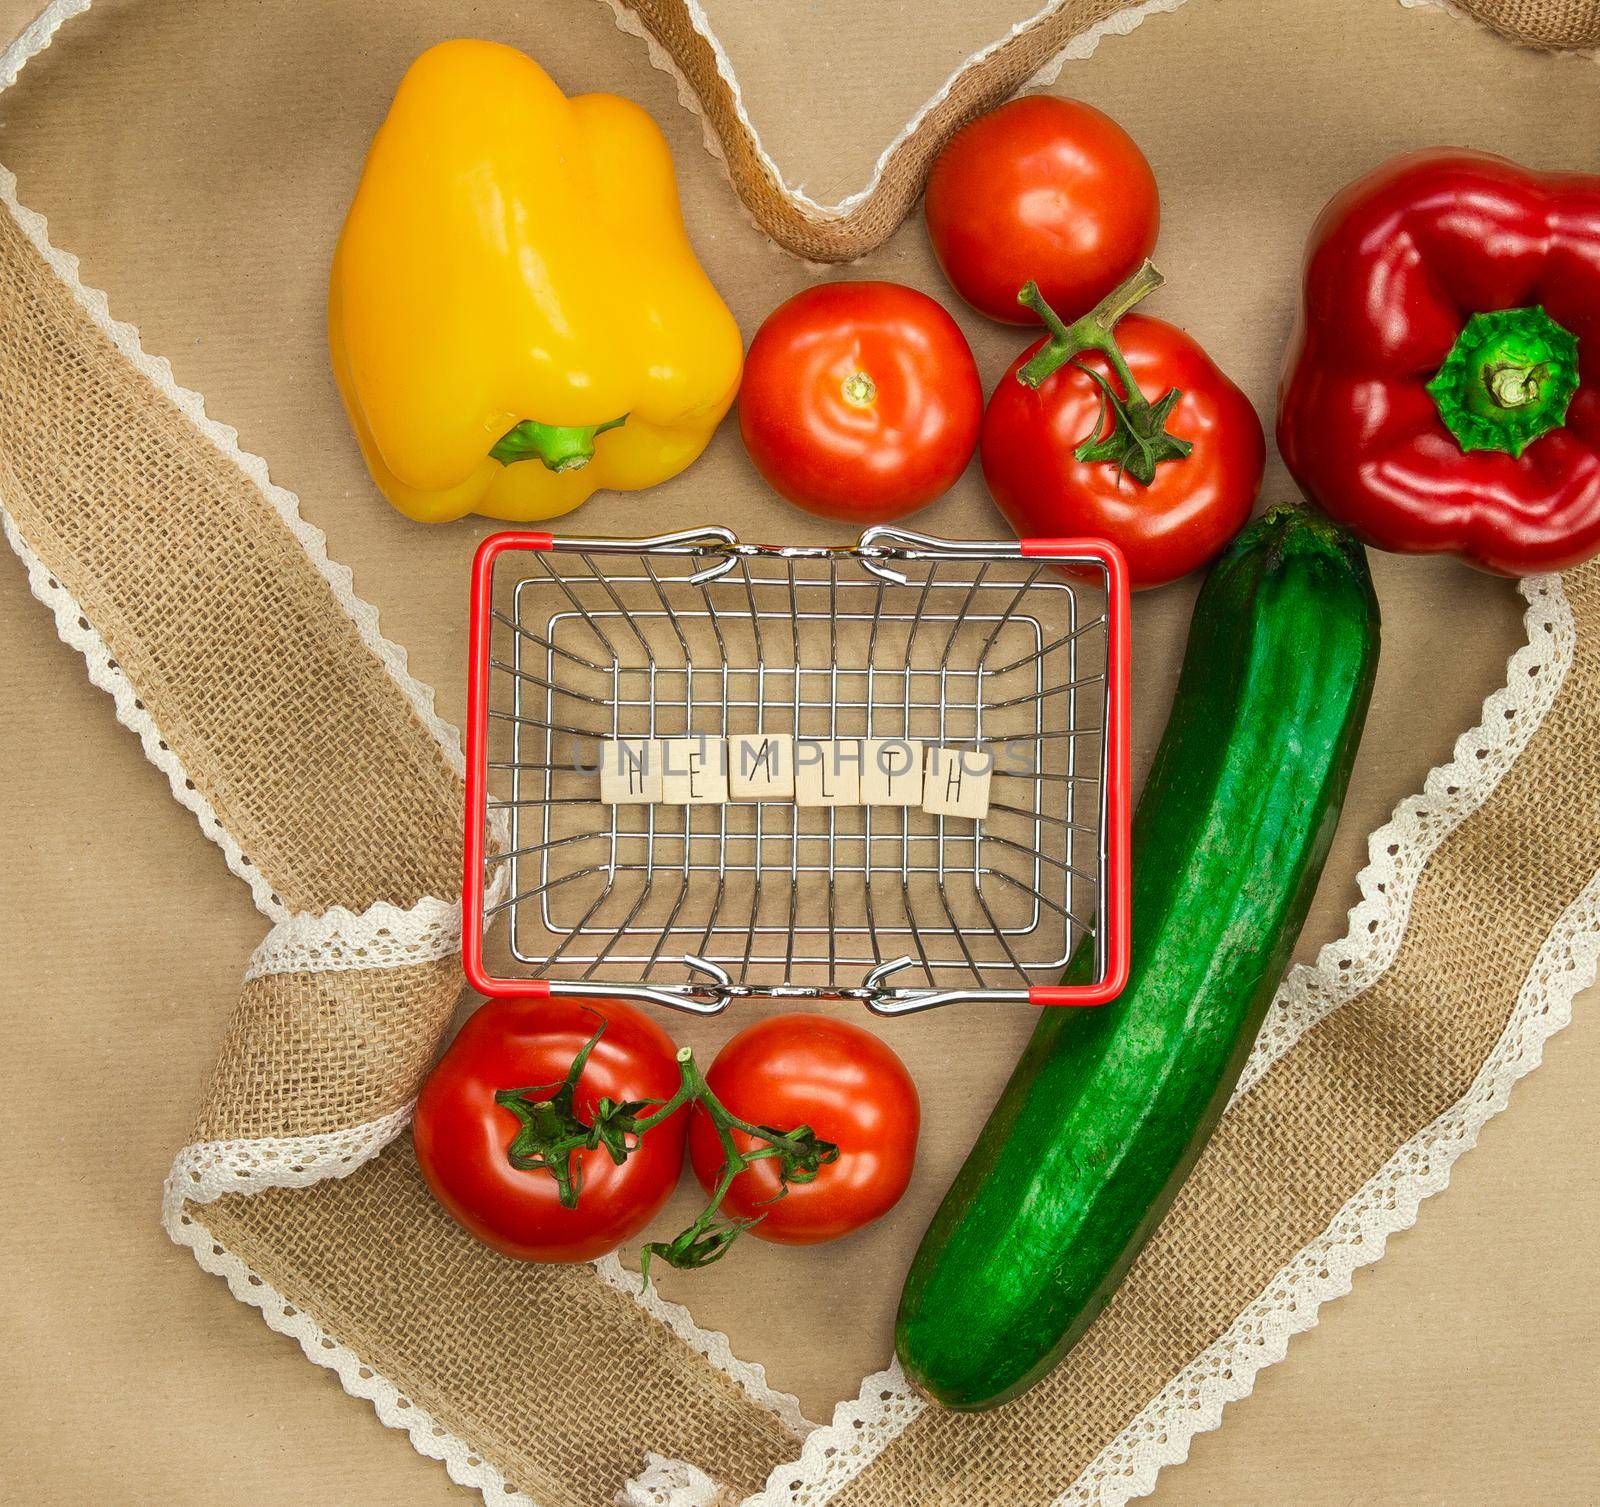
left=1016, top=260, right=1164, bottom=391
left=1488, top=361, right=1552, bottom=408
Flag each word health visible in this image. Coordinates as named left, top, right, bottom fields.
left=596, top=735, right=993, bottom=819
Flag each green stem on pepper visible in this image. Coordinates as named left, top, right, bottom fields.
left=1425, top=306, right=1579, bottom=459
left=493, top=1014, right=838, bottom=1281
left=490, top=414, right=628, bottom=472
left=1013, top=259, right=1193, bottom=487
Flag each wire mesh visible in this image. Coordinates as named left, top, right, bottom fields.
left=474, top=530, right=1115, bottom=1011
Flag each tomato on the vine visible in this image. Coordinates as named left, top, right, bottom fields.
left=982, top=267, right=1264, bottom=588
left=924, top=95, right=1159, bottom=326
left=687, top=1014, right=919, bottom=1245
left=413, top=997, right=686, bottom=1263
left=738, top=281, right=982, bottom=524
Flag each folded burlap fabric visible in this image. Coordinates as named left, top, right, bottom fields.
left=2, top=1, right=1596, bottom=1505
left=611, top=0, right=1599, bottom=261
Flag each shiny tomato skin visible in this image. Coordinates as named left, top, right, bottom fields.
left=688, top=1014, right=920, bottom=1246
left=924, top=95, right=1159, bottom=326
left=982, top=314, right=1264, bottom=588
left=413, top=997, right=686, bottom=1263
left=738, top=281, right=982, bottom=524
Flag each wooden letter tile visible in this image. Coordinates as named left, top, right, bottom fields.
left=598, top=739, right=663, bottom=804
left=728, top=733, right=795, bottom=800
left=860, top=738, right=923, bottom=805
left=795, top=739, right=862, bottom=807
left=922, top=747, right=993, bottom=819
left=660, top=736, right=728, bottom=805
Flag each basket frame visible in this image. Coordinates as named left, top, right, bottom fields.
left=463, top=526, right=1131, bottom=1015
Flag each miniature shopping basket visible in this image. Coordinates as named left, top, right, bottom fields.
left=463, top=526, right=1130, bottom=1015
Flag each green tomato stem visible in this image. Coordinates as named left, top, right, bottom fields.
left=1011, top=261, right=1193, bottom=488
left=493, top=1019, right=839, bottom=1281
left=1016, top=259, right=1164, bottom=392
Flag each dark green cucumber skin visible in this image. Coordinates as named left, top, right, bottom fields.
left=895, top=507, right=1380, bottom=1411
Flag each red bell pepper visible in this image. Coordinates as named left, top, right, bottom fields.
left=1278, top=150, right=1600, bottom=576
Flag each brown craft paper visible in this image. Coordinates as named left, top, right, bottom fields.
left=2, top=1, right=1598, bottom=1505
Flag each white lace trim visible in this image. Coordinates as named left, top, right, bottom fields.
left=742, top=1361, right=924, bottom=1507
left=161, top=1109, right=553, bottom=1507
left=0, top=506, right=475, bottom=938
left=163, top=1200, right=541, bottom=1507
left=596, top=0, right=1191, bottom=234
left=0, top=488, right=303, bottom=914
left=593, top=1254, right=817, bottom=1440
left=1022, top=0, right=1193, bottom=87
left=245, top=897, right=463, bottom=978
left=1235, top=573, right=1573, bottom=1098
left=160, top=1088, right=541, bottom=1505
left=619, top=1453, right=726, bottom=1507
left=0, top=0, right=82, bottom=85
left=0, top=501, right=475, bottom=989
left=164, top=1107, right=415, bottom=1218
left=0, top=0, right=466, bottom=925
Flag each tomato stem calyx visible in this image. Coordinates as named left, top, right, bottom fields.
left=1014, top=260, right=1193, bottom=488
left=494, top=1014, right=840, bottom=1280
left=841, top=370, right=877, bottom=408
left=495, top=1021, right=653, bottom=1209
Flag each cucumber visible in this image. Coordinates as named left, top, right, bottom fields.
left=896, top=506, right=1379, bottom=1411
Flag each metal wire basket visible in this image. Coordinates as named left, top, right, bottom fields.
left=464, top=526, right=1129, bottom=1015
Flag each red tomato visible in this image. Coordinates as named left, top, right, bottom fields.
left=413, top=997, right=686, bottom=1263
left=924, top=96, right=1159, bottom=326
left=738, top=281, right=982, bottom=524
left=687, top=1014, right=919, bottom=1245
left=982, top=314, right=1264, bottom=588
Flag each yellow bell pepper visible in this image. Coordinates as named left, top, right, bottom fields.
left=328, top=40, right=743, bottom=524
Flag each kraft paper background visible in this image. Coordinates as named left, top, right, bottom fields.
left=1, top=0, right=1596, bottom=1503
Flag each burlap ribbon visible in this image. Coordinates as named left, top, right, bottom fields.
left=0, top=154, right=804, bottom=1507
left=1459, top=0, right=1600, bottom=48
left=3, top=0, right=1597, bottom=1504
left=617, top=0, right=1598, bottom=260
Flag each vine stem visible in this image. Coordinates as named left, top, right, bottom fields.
left=493, top=1020, right=839, bottom=1280
left=1017, top=259, right=1164, bottom=391
left=1009, top=260, right=1194, bottom=488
